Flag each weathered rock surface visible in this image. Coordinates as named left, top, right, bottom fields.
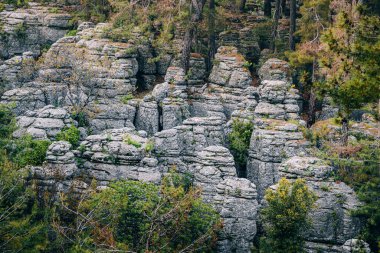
left=0, top=3, right=72, bottom=59
left=0, top=51, right=36, bottom=93
left=255, top=58, right=302, bottom=120
left=190, top=46, right=258, bottom=121
left=13, top=105, right=74, bottom=140
left=247, top=118, right=309, bottom=198
left=35, top=119, right=258, bottom=252
left=269, top=155, right=364, bottom=251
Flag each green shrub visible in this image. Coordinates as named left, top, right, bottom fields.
left=71, top=111, right=89, bottom=127
left=55, top=172, right=220, bottom=252
left=3, top=135, right=51, bottom=167
left=123, top=134, right=142, bottom=148
left=259, top=178, right=317, bottom=253
left=0, top=156, right=53, bottom=252
left=120, top=93, right=134, bottom=104
left=4, top=0, right=28, bottom=8
left=14, top=22, right=27, bottom=38
left=0, top=104, right=16, bottom=140
left=228, top=119, right=254, bottom=177
left=70, top=0, right=111, bottom=25
left=65, top=29, right=77, bottom=36
left=145, top=139, right=154, bottom=153
left=56, top=125, right=81, bottom=148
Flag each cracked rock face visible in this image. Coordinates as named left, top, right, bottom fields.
left=0, top=3, right=72, bottom=59
left=269, top=156, right=364, bottom=251
left=190, top=46, right=258, bottom=121
left=13, top=105, right=74, bottom=140
left=34, top=119, right=258, bottom=252
left=247, top=119, right=309, bottom=198
left=0, top=52, right=36, bottom=94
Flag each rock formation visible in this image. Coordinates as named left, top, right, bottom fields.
left=0, top=5, right=370, bottom=251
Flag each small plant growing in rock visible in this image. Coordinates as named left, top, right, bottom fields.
left=14, top=22, right=27, bottom=38
left=56, top=125, right=81, bottom=148
left=78, top=144, right=86, bottom=154
left=49, top=7, right=59, bottom=14
left=242, top=61, right=252, bottom=69
left=123, top=134, right=142, bottom=148
left=71, top=111, right=89, bottom=127
left=66, top=29, right=78, bottom=37
left=120, top=93, right=134, bottom=104
left=145, top=140, right=154, bottom=153
left=320, top=184, right=330, bottom=192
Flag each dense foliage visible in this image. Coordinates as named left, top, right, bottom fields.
left=1, top=104, right=220, bottom=252
left=318, top=4, right=380, bottom=118
left=0, top=105, right=53, bottom=252
left=228, top=120, right=254, bottom=177
left=259, top=178, right=317, bottom=253
left=55, top=172, right=221, bottom=252
left=0, top=105, right=50, bottom=168
left=56, top=125, right=81, bottom=148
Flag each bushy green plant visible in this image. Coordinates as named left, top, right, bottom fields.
left=71, top=111, right=89, bottom=127
left=4, top=0, right=28, bottom=8
left=0, top=104, right=16, bottom=140
left=55, top=172, right=220, bottom=252
left=0, top=106, right=54, bottom=252
left=120, top=93, right=134, bottom=104
left=5, top=135, right=51, bottom=167
left=14, top=22, right=27, bottom=38
left=123, top=134, right=142, bottom=148
left=228, top=119, right=254, bottom=177
left=145, top=139, right=154, bottom=153
left=69, top=0, right=111, bottom=25
left=65, top=29, right=77, bottom=36
left=56, top=125, right=81, bottom=148
left=0, top=157, right=54, bottom=252
left=259, top=178, right=317, bottom=253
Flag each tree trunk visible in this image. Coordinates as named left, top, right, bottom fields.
left=289, top=0, right=296, bottom=50
left=239, top=0, right=247, bottom=12
left=308, top=89, right=316, bottom=127
left=207, top=0, right=216, bottom=71
left=341, top=117, right=349, bottom=146
left=307, top=57, right=318, bottom=126
left=181, top=0, right=206, bottom=73
left=264, top=0, right=271, bottom=17
left=271, top=0, right=281, bottom=52
left=281, top=0, right=286, bottom=17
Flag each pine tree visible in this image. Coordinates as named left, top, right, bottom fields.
left=318, top=1, right=380, bottom=144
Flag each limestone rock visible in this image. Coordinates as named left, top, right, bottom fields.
left=258, top=58, right=291, bottom=82
left=247, top=118, right=309, bottom=198
left=13, top=105, right=74, bottom=140
left=0, top=3, right=71, bottom=59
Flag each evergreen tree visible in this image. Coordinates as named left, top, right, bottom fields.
left=318, top=1, right=380, bottom=144
left=260, top=178, right=317, bottom=253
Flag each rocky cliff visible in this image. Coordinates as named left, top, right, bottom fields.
left=1, top=3, right=375, bottom=252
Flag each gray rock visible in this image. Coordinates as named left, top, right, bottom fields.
left=135, top=101, right=159, bottom=135
left=0, top=4, right=71, bottom=59
left=13, top=105, right=73, bottom=140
